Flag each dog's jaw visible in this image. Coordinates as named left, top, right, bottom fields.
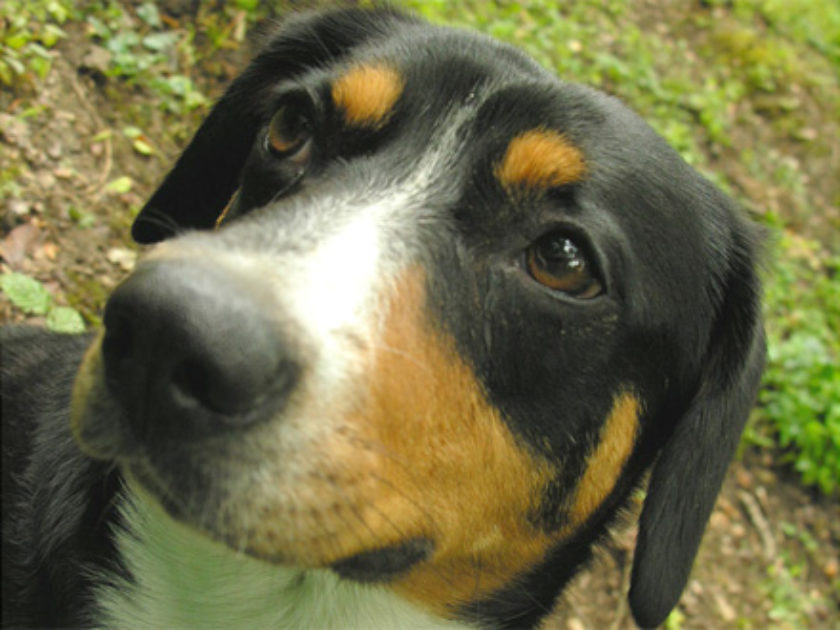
left=93, top=483, right=474, bottom=630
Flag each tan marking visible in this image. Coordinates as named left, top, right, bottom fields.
left=234, top=268, right=565, bottom=611
left=350, top=269, right=562, bottom=612
left=218, top=270, right=643, bottom=614
left=568, top=392, right=640, bottom=526
left=331, top=64, right=404, bottom=128
left=495, top=128, right=586, bottom=191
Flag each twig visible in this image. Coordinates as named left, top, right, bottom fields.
left=738, top=489, right=776, bottom=560
left=85, top=133, right=113, bottom=198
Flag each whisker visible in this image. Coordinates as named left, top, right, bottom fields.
left=132, top=207, right=183, bottom=239
left=367, top=341, right=434, bottom=373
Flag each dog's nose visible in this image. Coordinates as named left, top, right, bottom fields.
left=101, top=260, right=298, bottom=441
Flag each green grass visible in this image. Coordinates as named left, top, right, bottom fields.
left=754, top=229, right=840, bottom=495
left=734, top=0, right=840, bottom=65
left=400, top=1, right=712, bottom=163
left=82, top=1, right=210, bottom=116
left=0, top=0, right=75, bottom=84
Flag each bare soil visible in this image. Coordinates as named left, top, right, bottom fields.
left=1, top=9, right=838, bottom=630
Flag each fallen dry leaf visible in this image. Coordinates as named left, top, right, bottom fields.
left=0, top=222, right=41, bottom=268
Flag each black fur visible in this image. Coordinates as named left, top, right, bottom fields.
left=1, top=328, right=122, bottom=627
left=2, top=8, right=765, bottom=629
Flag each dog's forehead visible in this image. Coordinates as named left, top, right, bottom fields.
left=344, top=32, right=588, bottom=130
left=221, top=19, right=720, bottom=325
left=304, top=38, right=598, bottom=206
left=351, top=25, right=548, bottom=85
left=309, top=28, right=671, bottom=220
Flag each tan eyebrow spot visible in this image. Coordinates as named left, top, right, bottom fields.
left=495, top=128, right=586, bottom=191
left=332, top=64, right=404, bottom=128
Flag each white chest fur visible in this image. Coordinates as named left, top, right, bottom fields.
left=92, top=488, right=470, bottom=630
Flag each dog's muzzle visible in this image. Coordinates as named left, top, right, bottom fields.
left=100, top=259, right=300, bottom=443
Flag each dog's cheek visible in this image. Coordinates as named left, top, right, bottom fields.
left=71, top=331, right=132, bottom=459
left=350, top=267, right=562, bottom=611
left=358, top=268, right=644, bottom=614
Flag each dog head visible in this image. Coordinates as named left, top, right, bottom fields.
left=71, top=8, right=765, bottom=628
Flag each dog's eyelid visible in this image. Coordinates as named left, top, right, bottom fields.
left=546, top=183, right=580, bottom=201
left=266, top=83, right=322, bottom=114
left=267, top=85, right=322, bottom=126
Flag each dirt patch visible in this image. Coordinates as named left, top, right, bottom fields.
left=1, top=8, right=838, bottom=630
left=546, top=450, right=839, bottom=629
left=631, top=0, right=840, bottom=250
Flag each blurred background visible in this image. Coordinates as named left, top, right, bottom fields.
left=1, top=1, right=837, bottom=627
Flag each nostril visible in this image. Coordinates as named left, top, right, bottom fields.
left=170, top=360, right=209, bottom=411
left=102, top=313, right=135, bottom=366
left=169, top=354, right=290, bottom=417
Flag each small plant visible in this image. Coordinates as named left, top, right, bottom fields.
left=83, top=1, right=208, bottom=116
left=754, top=230, right=840, bottom=496
left=761, top=552, right=825, bottom=626
left=0, top=272, right=85, bottom=333
left=664, top=607, right=686, bottom=630
left=0, top=0, right=75, bottom=85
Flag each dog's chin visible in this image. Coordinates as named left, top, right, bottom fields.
left=124, top=462, right=434, bottom=585
left=124, top=462, right=288, bottom=565
left=124, top=463, right=193, bottom=524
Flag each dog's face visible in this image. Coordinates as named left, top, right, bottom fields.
left=71, top=8, right=764, bottom=628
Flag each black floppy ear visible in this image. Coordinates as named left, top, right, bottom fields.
left=629, top=218, right=766, bottom=628
left=132, top=8, right=415, bottom=244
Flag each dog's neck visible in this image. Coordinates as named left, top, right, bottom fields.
left=92, top=486, right=470, bottom=629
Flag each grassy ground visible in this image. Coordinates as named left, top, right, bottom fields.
left=1, top=1, right=838, bottom=627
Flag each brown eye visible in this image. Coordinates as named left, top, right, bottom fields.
left=526, top=232, right=603, bottom=298
left=266, top=102, right=313, bottom=158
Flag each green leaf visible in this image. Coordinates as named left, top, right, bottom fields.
left=107, top=31, right=140, bottom=56
left=85, top=16, right=111, bottom=40
left=46, top=306, right=85, bottom=333
left=41, top=24, right=66, bottom=48
left=136, top=2, right=161, bottom=28
left=68, top=206, right=96, bottom=228
left=91, top=129, right=113, bottom=142
left=132, top=138, right=153, bottom=155
left=0, top=272, right=52, bottom=315
left=47, top=1, right=70, bottom=22
left=6, top=33, right=29, bottom=50
left=143, top=32, right=178, bottom=53
left=664, top=607, right=685, bottom=630
left=105, top=176, right=133, bottom=194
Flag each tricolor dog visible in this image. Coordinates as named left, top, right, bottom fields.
left=1, top=7, right=765, bottom=629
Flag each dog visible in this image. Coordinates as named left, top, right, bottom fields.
left=1, top=7, right=765, bottom=629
